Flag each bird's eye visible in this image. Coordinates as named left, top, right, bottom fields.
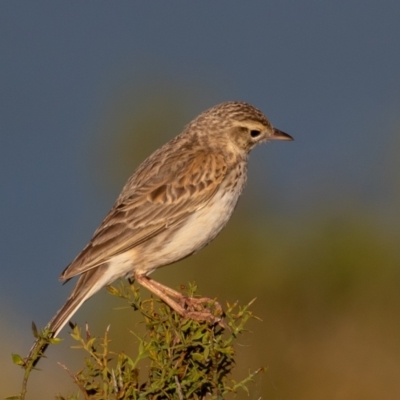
left=250, top=130, right=261, bottom=138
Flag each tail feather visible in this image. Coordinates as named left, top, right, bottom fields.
left=26, top=265, right=109, bottom=366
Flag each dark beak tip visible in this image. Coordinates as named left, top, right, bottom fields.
left=272, top=128, right=294, bottom=141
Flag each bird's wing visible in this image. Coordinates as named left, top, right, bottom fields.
left=61, top=151, right=228, bottom=280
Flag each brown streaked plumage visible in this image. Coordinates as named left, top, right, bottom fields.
left=26, top=101, right=293, bottom=364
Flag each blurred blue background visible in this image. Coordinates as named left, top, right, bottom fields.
left=2, top=2, right=400, bottom=398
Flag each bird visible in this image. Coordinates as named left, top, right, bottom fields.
left=26, top=101, right=293, bottom=364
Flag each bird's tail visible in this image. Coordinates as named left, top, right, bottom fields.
left=26, top=265, right=109, bottom=366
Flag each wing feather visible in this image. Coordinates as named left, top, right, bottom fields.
left=61, top=151, right=227, bottom=280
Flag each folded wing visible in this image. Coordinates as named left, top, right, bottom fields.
left=61, top=150, right=228, bottom=280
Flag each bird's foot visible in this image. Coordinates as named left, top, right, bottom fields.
left=134, top=274, right=225, bottom=326
left=180, top=296, right=225, bottom=326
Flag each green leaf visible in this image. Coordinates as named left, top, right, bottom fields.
left=31, top=321, right=39, bottom=338
left=11, top=353, right=24, bottom=366
left=203, top=346, right=210, bottom=360
left=106, top=285, right=120, bottom=296
left=191, top=353, right=204, bottom=362
left=49, top=337, right=63, bottom=344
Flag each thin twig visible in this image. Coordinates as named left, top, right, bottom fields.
left=175, top=375, right=184, bottom=400
left=58, top=362, right=91, bottom=400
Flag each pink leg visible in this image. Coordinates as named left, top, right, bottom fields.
left=134, top=274, right=223, bottom=324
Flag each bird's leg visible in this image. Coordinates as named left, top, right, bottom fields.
left=147, top=278, right=222, bottom=309
left=134, top=274, right=186, bottom=314
left=145, top=277, right=222, bottom=311
left=138, top=275, right=223, bottom=314
left=134, top=274, right=223, bottom=324
left=141, top=276, right=187, bottom=300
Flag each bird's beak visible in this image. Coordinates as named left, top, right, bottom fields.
left=271, top=128, right=294, bottom=141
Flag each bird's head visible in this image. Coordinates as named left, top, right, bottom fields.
left=193, top=101, right=293, bottom=154
left=223, top=102, right=293, bottom=152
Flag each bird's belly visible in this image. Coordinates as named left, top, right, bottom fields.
left=137, top=188, right=240, bottom=274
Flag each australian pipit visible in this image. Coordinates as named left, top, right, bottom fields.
left=26, top=101, right=292, bottom=363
